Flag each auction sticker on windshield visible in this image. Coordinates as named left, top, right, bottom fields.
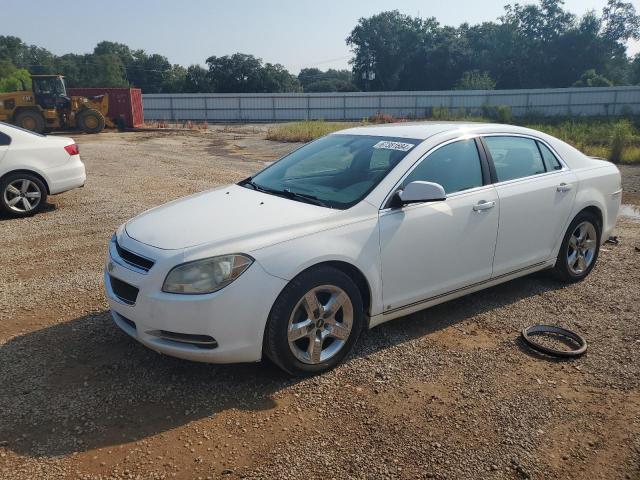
left=373, top=141, right=415, bottom=152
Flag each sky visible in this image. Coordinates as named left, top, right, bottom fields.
left=5, top=0, right=640, bottom=73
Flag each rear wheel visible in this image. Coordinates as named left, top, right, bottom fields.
left=14, top=110, right=45, bottom=133
left=0, top=173, right=47, bottom=217
left=77, top=109, right=105, bottom=134
left=552, top=211, right=601, bottom=283
left=264, top=265, right=365, bottom=375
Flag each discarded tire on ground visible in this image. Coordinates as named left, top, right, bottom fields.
left=521, top=324, right=587, bottom=358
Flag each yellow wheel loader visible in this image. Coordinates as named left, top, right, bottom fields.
left=0, top=75, right=114, bottom=134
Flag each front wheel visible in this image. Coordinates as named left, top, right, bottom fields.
left=552, top=211, right=601, bottom=283
left=264, top=265, right=365, bottom=375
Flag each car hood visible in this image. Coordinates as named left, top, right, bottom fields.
left=125, top=184, right=337, bottom=250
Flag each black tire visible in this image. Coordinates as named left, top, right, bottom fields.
left=264, top=265, right=365, bottom=376
left=551, top=210, right=601, bottom=283
left=0, top=172, right=47, bottom=218
left=14, top=110, right=45, bottom=133
left=77, top=109, right=106, bottom=134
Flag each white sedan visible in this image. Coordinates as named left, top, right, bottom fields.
left=0, top=121, right=86, bottom=217
left=105, top=122, right=621, bottom=375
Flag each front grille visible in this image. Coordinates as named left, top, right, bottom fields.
left=109, top=276, right=139, bottom=305
left=115, top=240, right=155, bottom=272
left=147, top=330, right=218, bottom=349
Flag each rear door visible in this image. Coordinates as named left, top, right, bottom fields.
left=482, top=135, right=577, bottom=276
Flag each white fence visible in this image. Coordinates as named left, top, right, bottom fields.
left=142, top=86, right=640, bottom=122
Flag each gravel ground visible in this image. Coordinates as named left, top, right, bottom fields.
left=1, top=126, right=639, bottom=480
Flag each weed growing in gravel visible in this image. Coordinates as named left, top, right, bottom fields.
left=266, top=121, right=358, bottom=142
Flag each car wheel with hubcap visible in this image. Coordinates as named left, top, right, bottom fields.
left=552, top=211, right=601, bottom=282
left=0, top=173, right=47, bottom=218
left=264, top=265, right=364, bottom=375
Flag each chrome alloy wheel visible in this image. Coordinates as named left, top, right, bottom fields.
left=287, top=285, right=354, bottom=364
left=3, top=179, right=42, bottom=213
left=567, top=221, right=597, bottom=275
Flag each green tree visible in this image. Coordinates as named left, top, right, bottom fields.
left=631, top=54, right=640, bottom=84
left=455, top=70, right=496, bottom=90
left=206, top=53, right=300, bottom=93
left=602, top=0, right=640, bottom=44
left=572, top=69, right=613, bottom=87
left=184, top=65, right=211, bottom=92
left=0, top=35, right=55, bottom=74
left=347, top=10, right=429, bottom=90
left=0, top=60, right=31, bottom=92
left=298, top=68, right=358, bottom=92
left=348, top=0, right=640, bottom=91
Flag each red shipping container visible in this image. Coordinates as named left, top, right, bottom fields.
left=67, top=87, right=144, bottom=128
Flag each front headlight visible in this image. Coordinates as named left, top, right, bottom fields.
left=162, top=254, right=253, bottom=294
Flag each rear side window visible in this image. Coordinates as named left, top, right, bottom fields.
left=484, top=136, right=546, bottom=182
left=404, top=139, right=483, bottom=194
left=0, top=131, right=10, bottom=146
left=538, top=142, right=562, bottom=171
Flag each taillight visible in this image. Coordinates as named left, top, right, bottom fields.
left=64, top=144, right=79, bottom=156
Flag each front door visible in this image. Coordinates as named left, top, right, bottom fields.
left=379, top=138, right=499, bottom=313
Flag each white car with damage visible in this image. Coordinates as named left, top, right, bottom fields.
left=105, top=122, right=621, bottom=375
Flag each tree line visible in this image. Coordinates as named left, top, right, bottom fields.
left=1, top=0, right=640, bottom=94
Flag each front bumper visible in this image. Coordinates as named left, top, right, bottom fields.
left=104, top=233, right=287, bottom=363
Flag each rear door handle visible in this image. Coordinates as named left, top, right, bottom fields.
left=557, top=183, right=573, bottom=192
left=473, top=200, right=496, bottom=212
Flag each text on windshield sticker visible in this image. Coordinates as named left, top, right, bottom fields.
left=373, top=141, right=414, bottom=152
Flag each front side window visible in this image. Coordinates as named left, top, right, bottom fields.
left=403, top=139, right=483, bottom=194
left=244, top=134, right=421, bottom=209
left=484, top=136, right=546, bottom=182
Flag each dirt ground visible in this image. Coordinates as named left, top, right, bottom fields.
left=1, top=125, right=639, bottom=480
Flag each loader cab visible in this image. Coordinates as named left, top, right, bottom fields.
left=31, top=75, right=71, bottom=110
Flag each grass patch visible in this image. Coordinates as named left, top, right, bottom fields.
left=265, top=116, right=640, bottom=164
left=266, top=121, right=359, bottom=142
left=523, top=119, right=640, bottom=164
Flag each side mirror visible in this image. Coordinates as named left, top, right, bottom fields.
left=390, top=181, right=446, bottom=208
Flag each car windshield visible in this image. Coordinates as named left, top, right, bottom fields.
left=241, top=134, right=421, bottom=209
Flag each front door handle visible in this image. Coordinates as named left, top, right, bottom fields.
left=473, top=200, right=496, bottom=212
left=557, top=183, right=573, bottom=192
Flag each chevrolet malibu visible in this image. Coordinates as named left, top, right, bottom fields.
left=105, top=122, right=621, bottom=375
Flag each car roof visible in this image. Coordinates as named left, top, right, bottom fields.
left=333, top=121, right=537, bottom=140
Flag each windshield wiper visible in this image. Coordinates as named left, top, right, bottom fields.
left=280, top=190, right=329, bottom=208
left=240, top=178, right=329, bottom=207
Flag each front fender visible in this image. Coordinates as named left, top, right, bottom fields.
left=250, top=215, right=384, bottom=316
